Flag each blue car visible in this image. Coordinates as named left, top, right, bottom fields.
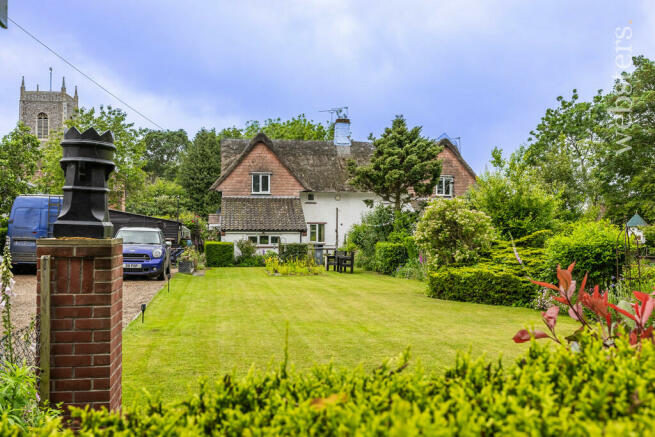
left=115, top=227, right=172, bottom=280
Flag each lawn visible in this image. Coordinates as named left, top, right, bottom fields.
left=122, top=268, right=574, bottom=407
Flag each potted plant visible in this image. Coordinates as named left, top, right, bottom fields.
left=178, top=246, right=197, bottom=274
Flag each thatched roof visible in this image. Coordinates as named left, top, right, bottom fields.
left=219, top=197, right=306, bottom=232
left=211, top=133, right=374, bottom=192
left=211, top=132, right=474, bottom=193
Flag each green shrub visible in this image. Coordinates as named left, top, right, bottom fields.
left=512, top=229, right=554, bottom=248
left=345, top=204, right=396, bottom=270
left=467, top=153, right=562, bottom=238
left=644, top=225, right=655, bottom=251
left=0, top=363, right=59, bottom=430
left=0, top=227, right=6, bottom=247
left=415, top=197, right=496, bottom=268
left=235, top=239, right=256, bottom=260
left=374, top=242, right=407, bottom=275
left=427, top=263, right=537, bottom=306
left=404, top=235, right=418, bottom=260
left=544, top=220, right=622, bottom=286
left=236, top=255, right=265, bottom=267
left=394, top=258, right=427, bottom=281
left=6, top=335, right=655, bottom=435
left=205, top=241, right=234, bottom=267
left=278, top=243, right=308, bottom=262
left=487, top=239, right=548, bottom=280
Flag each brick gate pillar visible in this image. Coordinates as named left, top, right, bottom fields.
left=36, top=238, right=123, bottom=414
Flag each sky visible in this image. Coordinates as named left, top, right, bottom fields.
left=1, top=1, right=654, bottom=173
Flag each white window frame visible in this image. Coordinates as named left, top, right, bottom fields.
left=309, top=223, right=325, bottom=243
left=436, top=175, right=454, bottom=197
left=251, top=173, right=271, bottom=194
left=258, top=235, right=279, bottom=245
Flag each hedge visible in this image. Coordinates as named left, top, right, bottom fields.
left=374, top=242, right=407, bottom=275
left=0, top=227, right=6, bottom=247
left=427, top=263, right=537, bottom=306
left=278, top=243, right=308, bottom=262
left=205, top=241, right=234, bottom=267
left=544, top=220, right=621, bottom=286
left=7, top=334, right=655, bottom=435
left=487, top=240, right=548, bottom=280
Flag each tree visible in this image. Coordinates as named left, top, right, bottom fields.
left=524, top=90, right=608, bottom=218
left=0, top=123, right=41, bottom=214
left=596, top=55, right=655, bottom=224
left=468, top=147, right=562, bottom=239
left=347, top=115, right=442, bottom=211
left=32, top=130, right=65, bottom=194
left=178, top=128, right=222, bottom=216
left=143, top=129, right=191, bottom=180
left=67, top=106, right=147, bottom=209
left=242, top=114, right=333, bottom=140
left=414, top=197, right=496, bottom=268
left=126, top=178, right=191, bottom=218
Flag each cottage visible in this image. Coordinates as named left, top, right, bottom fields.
left=209, top=121, right=476, bottom=254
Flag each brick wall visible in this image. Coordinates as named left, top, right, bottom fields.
left=436, top=146, right=476, bottom=197
left=216, top=143, right=305, bottom=196
left=36, top=238, right=122, bottom=414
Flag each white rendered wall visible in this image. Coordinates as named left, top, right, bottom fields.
left=300, top=191, right=380, bottom=249
left=222, top=231, right=303, bottom=256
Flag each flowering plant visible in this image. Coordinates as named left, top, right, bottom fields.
left=514, top=262, right=655, bottom=348
left=1, top=245, right=16, bottom=363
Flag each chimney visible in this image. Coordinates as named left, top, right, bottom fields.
left=334, top=117, right=351, bottom=147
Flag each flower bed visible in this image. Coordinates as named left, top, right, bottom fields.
left=265, top=255, right=323, bottom=276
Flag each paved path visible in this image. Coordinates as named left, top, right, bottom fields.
left=10, top=269, right=175, bottom=330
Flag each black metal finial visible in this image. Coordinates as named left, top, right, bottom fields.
left=53, top=127, right=116, bottom=238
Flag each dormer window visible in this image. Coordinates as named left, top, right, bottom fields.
left=436, top=175, right=454, bottom=197
left=252, top=173, right=270, bottom=194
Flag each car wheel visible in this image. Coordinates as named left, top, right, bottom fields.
left=157, top=269, right=167, bottom=281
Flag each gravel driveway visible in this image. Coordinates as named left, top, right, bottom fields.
left=9, top=268, right=176, bottom=331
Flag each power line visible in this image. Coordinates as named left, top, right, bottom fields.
left=9, top=17, right=163, bottom=129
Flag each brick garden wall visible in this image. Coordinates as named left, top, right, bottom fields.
left=36, top=238, right=123, bottom=414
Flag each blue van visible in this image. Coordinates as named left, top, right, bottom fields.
left=6, top=195, right=62, bottom=266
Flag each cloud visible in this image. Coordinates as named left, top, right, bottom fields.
left=0, top=28, right=243, bottom=138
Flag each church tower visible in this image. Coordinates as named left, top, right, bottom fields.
left=19, top=76, right=79, bottom=144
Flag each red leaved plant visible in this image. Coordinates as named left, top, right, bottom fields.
left=514, top=262, right=655, bottom=347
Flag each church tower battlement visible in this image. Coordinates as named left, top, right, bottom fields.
left=19, top=76, right=79, bottom=144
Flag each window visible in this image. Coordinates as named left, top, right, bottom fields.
left=248, top=236, right=258, bottom=243
left=436, top=176, right=454, bottom=197
left=115, top=229, right=162, bottom=244
left=259, top=235, right=269, bottom=245
left=270, top=236, right=280, bottom=244
left=252, top=173, right=270, bottom=194
left=307, top=193, right=315, bottom=201
left=309, top=223, right=325, bottom=243
left=37, top=113, right=48, bottom=139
